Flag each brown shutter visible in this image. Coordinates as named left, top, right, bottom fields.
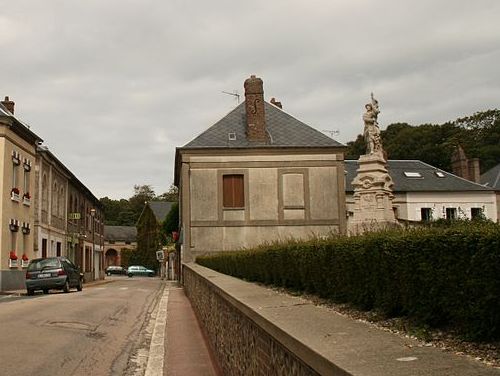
left=223, top=175, right=244, bottom=208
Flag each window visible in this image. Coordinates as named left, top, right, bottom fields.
left=223, top=174, right=244, bottom=208
left=446, top=207, right=457, bottom=220
left=471, top=207, right=484, bottom=220
left=403, top=172, right=422, bottom=178
left=435, top=171, right=445, bottom=178
left=421, top=208, right=432, bottom=221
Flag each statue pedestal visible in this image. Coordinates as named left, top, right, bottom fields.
left=348, top=153, right=398, bottom=234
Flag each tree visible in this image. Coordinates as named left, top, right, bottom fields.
left=156, top=184, right=179, bottom=202
left=160, top=202, right=179, bottom=245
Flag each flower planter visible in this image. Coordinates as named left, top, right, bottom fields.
left=23, top=197, right=31, bottom=206
left=21, top=259, right=29, bottom=268
left=9, top=259, right=18, bottom=268
left=11, top=192, right=20, bottom=202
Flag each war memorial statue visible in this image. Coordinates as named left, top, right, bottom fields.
left=348, top=94, right=398, bottom=233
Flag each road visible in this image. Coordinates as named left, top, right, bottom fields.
left=0, top=276, right=163, bottom=376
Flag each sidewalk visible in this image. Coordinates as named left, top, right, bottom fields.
left=164, top=282, right=221, bottom=376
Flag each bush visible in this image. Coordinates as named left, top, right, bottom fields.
left=197, top=221, right=500, bottom=341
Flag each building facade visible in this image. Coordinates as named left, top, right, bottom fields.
left=346, top=160, right=497, bottom=223
left=1, top=97, right=104, bottom=291
left=104, top=225, right=137, bottom=267
left=175, top=76, right=346, bottom=264
left=0, top=97, right=42, bottom=290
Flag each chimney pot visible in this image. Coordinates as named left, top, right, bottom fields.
left=1, top=96, right=15, bottom=115
left=270, top=97, right=282, bottom=109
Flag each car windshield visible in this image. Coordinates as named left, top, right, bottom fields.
left=28, top=258, right=60, bottom=271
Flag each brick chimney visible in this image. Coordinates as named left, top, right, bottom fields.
left=451, top=145, right=481, bottom=183
left=1, top=96, right=15, bottom=114
left=244, top=75, right=267, bottom=142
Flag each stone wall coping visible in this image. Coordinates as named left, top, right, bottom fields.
left=185, top=263, right=498, bottom=376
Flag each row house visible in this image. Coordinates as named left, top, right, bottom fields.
left=36, top=147, right=105, bottom=283
left=0, top=97, right=41, bottom=291
left=0, top=97, right=104, bottom=291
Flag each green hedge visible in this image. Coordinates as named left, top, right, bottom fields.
left=197, top=221, right=500, bottom=341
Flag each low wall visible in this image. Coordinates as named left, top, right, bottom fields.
left=0, top=269, right=25, bottom=291
left=183, top=263, right=498, bottom=376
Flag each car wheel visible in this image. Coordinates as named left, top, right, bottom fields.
left=27, top=289, right=34, bottom=296
left=149, top=272, right=154, bottom=277
left=128, top=273, right=133, bottom=278
left=43, top=289, right=49, bottom=294
left=63, top=279, right=70, bottom=293
left=77, top=278, right=83, bottom=292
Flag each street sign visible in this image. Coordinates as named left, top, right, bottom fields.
left=156, top=250, right=164, bottom=261
left=69, top=213, right=81, bottom=220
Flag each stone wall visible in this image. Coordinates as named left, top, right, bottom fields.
left=183, top=264, right=344, bottom=376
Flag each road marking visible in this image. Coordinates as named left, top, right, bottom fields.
left=119, top=287, right=129, bottom=290
left=145, top=285, right=169, bottom=376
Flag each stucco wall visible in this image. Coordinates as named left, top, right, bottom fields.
left=0, top=125, right=36, bottom=287
left=181, top=151, right=346, bottom=262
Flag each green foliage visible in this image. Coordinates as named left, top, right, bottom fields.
left=197, top=221, right=500, bottom=341
left=135, top=205, right=162, bottom=271
left=160, top=202, right=179, bottom=244
left=346, top=109, right=500, bottom=174
left=100, top=184, right=178, bottom=226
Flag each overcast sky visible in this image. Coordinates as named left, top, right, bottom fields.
left=2, top=1, right=499, bottom=199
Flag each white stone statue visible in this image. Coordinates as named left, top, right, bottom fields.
left=363, top=93, right=383, bottom=155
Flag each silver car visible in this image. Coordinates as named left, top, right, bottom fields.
left=25, top=257, right=83, bottom=295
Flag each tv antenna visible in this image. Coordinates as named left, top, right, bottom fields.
left=222, top=90, right=240, bottom=103
left=322, top=129, right=339, bottom=138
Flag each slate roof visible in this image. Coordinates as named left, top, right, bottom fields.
left=481, top=164, right=500, bottom=190
left=104, top=226, right=137, bottom=242
left=345, top=160, right=493, bottom=192
left=181, top=101, right=344, bottom=149
left=0, top=101, right=42, bottom=144
left=149, top=201, right=175, bottom=222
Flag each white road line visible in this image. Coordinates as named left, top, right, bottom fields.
left=144, top=285, right=169, bottom=376
left=119, top=287, right=129, bottom=290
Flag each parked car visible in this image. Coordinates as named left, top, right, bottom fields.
left=25, top=257, right=83, bottom=295
left=105, top=265, right=126, bottom=276
left=127, top=265, right=155, bottom=277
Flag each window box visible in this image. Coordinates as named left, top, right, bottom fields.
left=9, top=219, right=19, bottom=232
left=9, top=259, right=19, bottom=268
left=23, top=192, right=31, bottom=206
left=12, top=151, right=20, bottom=165
left=23, top=159, right=32, bottom=171
left=22, top=223, right=31, bottom=235
left=11, top=188, right=20, bottom=202
left=21, top=254, right=29, bottom=268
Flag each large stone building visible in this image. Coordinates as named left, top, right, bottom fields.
left=0, top=97, right=104, bottom=290
left=174, top=76, right=347, bottom=264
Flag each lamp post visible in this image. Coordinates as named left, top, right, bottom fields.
left=90, top=208, right=95, bottom=280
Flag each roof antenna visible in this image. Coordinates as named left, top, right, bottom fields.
left=322, top=129, right=339, bottom=138
left=222, top=90, right=240, bottom=103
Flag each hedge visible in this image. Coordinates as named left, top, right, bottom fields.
left=196, top=221, right=500, bottom=341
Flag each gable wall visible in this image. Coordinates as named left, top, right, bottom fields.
left=180, top=151, right=346, bottom=262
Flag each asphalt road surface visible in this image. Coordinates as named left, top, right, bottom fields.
left=0, top=276, right=163, bottom=376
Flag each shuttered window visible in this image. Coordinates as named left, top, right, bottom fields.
left=223, top=174, right=244, bottom=208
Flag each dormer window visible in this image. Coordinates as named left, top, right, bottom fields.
left=403, top=172, right=422, bottom=178
left=228, top=132, right=237, bottom=141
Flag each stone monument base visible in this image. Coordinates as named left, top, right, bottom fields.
left=348, top=153, right=399, bottom=234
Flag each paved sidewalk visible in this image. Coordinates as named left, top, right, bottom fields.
left=164, top=282, right=221, bottom=376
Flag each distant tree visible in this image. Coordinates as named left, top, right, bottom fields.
left=128, top=185, right=156, bottom=224
left=134, top=205, right=161, bottom=271
left=345, top=109, right=500, bottom=173
left=156, top=184, right=179, bottom=202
